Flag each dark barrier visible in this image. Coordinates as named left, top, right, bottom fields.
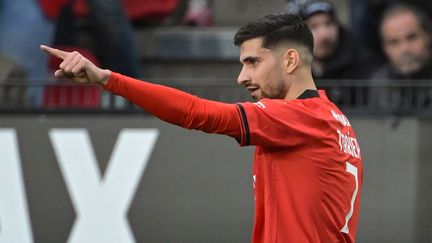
left=0, top=115, right=431, bottom=243
left=2, top=79, right=432, bottom=117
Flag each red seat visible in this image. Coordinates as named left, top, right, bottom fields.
left=123, top=0, right=179, bottom=21
left=39, top=0, right=179, bottom=21
left=72, top=0, right=179, bottom=21
left=38, top=0, right=69, bottom=19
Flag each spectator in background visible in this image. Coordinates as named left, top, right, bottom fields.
left=47, top=0, right=141, bottom=78
left=290, top=1, right=380, bottom=104
left=0, top=0, right=54, bottom=107
left=298, top=1, right=379, bottom=79
left=350, top=0, right=432, bottom=63
left=372, top=4, right=432, bottom=79
left=40, top=0, right=143, bottom=108
left=0, top=55, right=27, bottom=108
left=86, top=0, right=141, bottom=77
left=370, top=4, right=432, bottom=111
left=350, top=0, right=392, bottom=61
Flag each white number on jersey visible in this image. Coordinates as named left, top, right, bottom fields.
left=341, top=162, right=359, bottom=234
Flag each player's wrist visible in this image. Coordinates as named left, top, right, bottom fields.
left=98, top=69, right=112, bottom=86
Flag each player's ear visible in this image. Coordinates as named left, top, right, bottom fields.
left=283, top=49, right=300, bottom=74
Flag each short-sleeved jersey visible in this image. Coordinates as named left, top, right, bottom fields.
left=236, top=90, right=363, bottom=243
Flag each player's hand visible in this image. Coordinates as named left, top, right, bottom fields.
left=40, top=45, right=111, bottom=86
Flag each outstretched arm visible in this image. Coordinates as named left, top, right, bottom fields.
left=41, top=45, right=244, bottom=141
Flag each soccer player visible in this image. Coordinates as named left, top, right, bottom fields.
left=41, top=13, right=363, bottom=243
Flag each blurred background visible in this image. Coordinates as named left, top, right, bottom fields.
left=1, top=0, right=432, bottom=242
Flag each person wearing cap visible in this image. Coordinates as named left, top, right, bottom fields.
left=294, top=0, right=380, bottom=104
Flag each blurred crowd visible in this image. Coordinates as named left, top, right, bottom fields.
left=287, top=0, right=432, bottom=111
left=1, top=0, right=432, bottom=111
left=0, top=0, right=212, bottom=108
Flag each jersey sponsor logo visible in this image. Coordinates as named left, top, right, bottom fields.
left=331, top=110, right=351, bottom=127
left=337, top=130, right=361, bottom=159
left=341, top=162, right=359, bottom=234
left=253, top=102, right=266, bottom=109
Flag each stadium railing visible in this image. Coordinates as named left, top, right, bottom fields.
left=1, top=78, right=432, bottom=117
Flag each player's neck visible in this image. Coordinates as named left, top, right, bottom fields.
left=284, top=70, right=316, bottom=100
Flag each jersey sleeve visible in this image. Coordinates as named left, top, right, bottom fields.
left=104, top=72, right=244, bottom=142
left=237, top=100, right=317, bottom=147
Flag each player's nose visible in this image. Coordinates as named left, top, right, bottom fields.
left=237, top=66, right=250, bottom=85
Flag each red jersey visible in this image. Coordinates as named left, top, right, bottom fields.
left=237, top=90, right=363, bottom=243
left=105, top=73, right=363, bottom=243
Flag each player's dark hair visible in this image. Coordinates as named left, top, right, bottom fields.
left=234, top=12, right=314, bottom=54
left=380, top=4, right=432, bottom=35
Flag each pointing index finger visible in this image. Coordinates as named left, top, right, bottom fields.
left=40, top=45, right=69, bottom=59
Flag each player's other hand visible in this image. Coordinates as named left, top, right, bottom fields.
left=40, top=45, right=111, bottom=86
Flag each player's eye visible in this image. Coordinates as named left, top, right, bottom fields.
left=242, top=57, right=259, bottom=66
left=249, top=59, right=259, bottom=66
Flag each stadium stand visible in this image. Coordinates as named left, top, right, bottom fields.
left=0, top=54, right=27, bottom=109
left=1, top=0, right=431, bottom=116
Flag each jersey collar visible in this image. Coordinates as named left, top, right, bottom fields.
left=297, top=89, right=320, bottom=99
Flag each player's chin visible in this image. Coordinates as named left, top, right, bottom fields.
left=251, top=93, right=261, bottom=100
left=250, top=90, right=262, bottom=100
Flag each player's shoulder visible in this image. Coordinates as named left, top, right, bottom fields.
left=240, top=96, right=328, bottom=112
left=238, top=99, right=292, bottom=113
left=239, top=98, right=333, bottom=126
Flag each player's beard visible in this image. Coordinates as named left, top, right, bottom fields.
left=259, top=80, right=288, bottom=100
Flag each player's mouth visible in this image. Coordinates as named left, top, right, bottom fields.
left=246, top=86, right=260, bottom=99
left=246, top=86, right=259, bottom=93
